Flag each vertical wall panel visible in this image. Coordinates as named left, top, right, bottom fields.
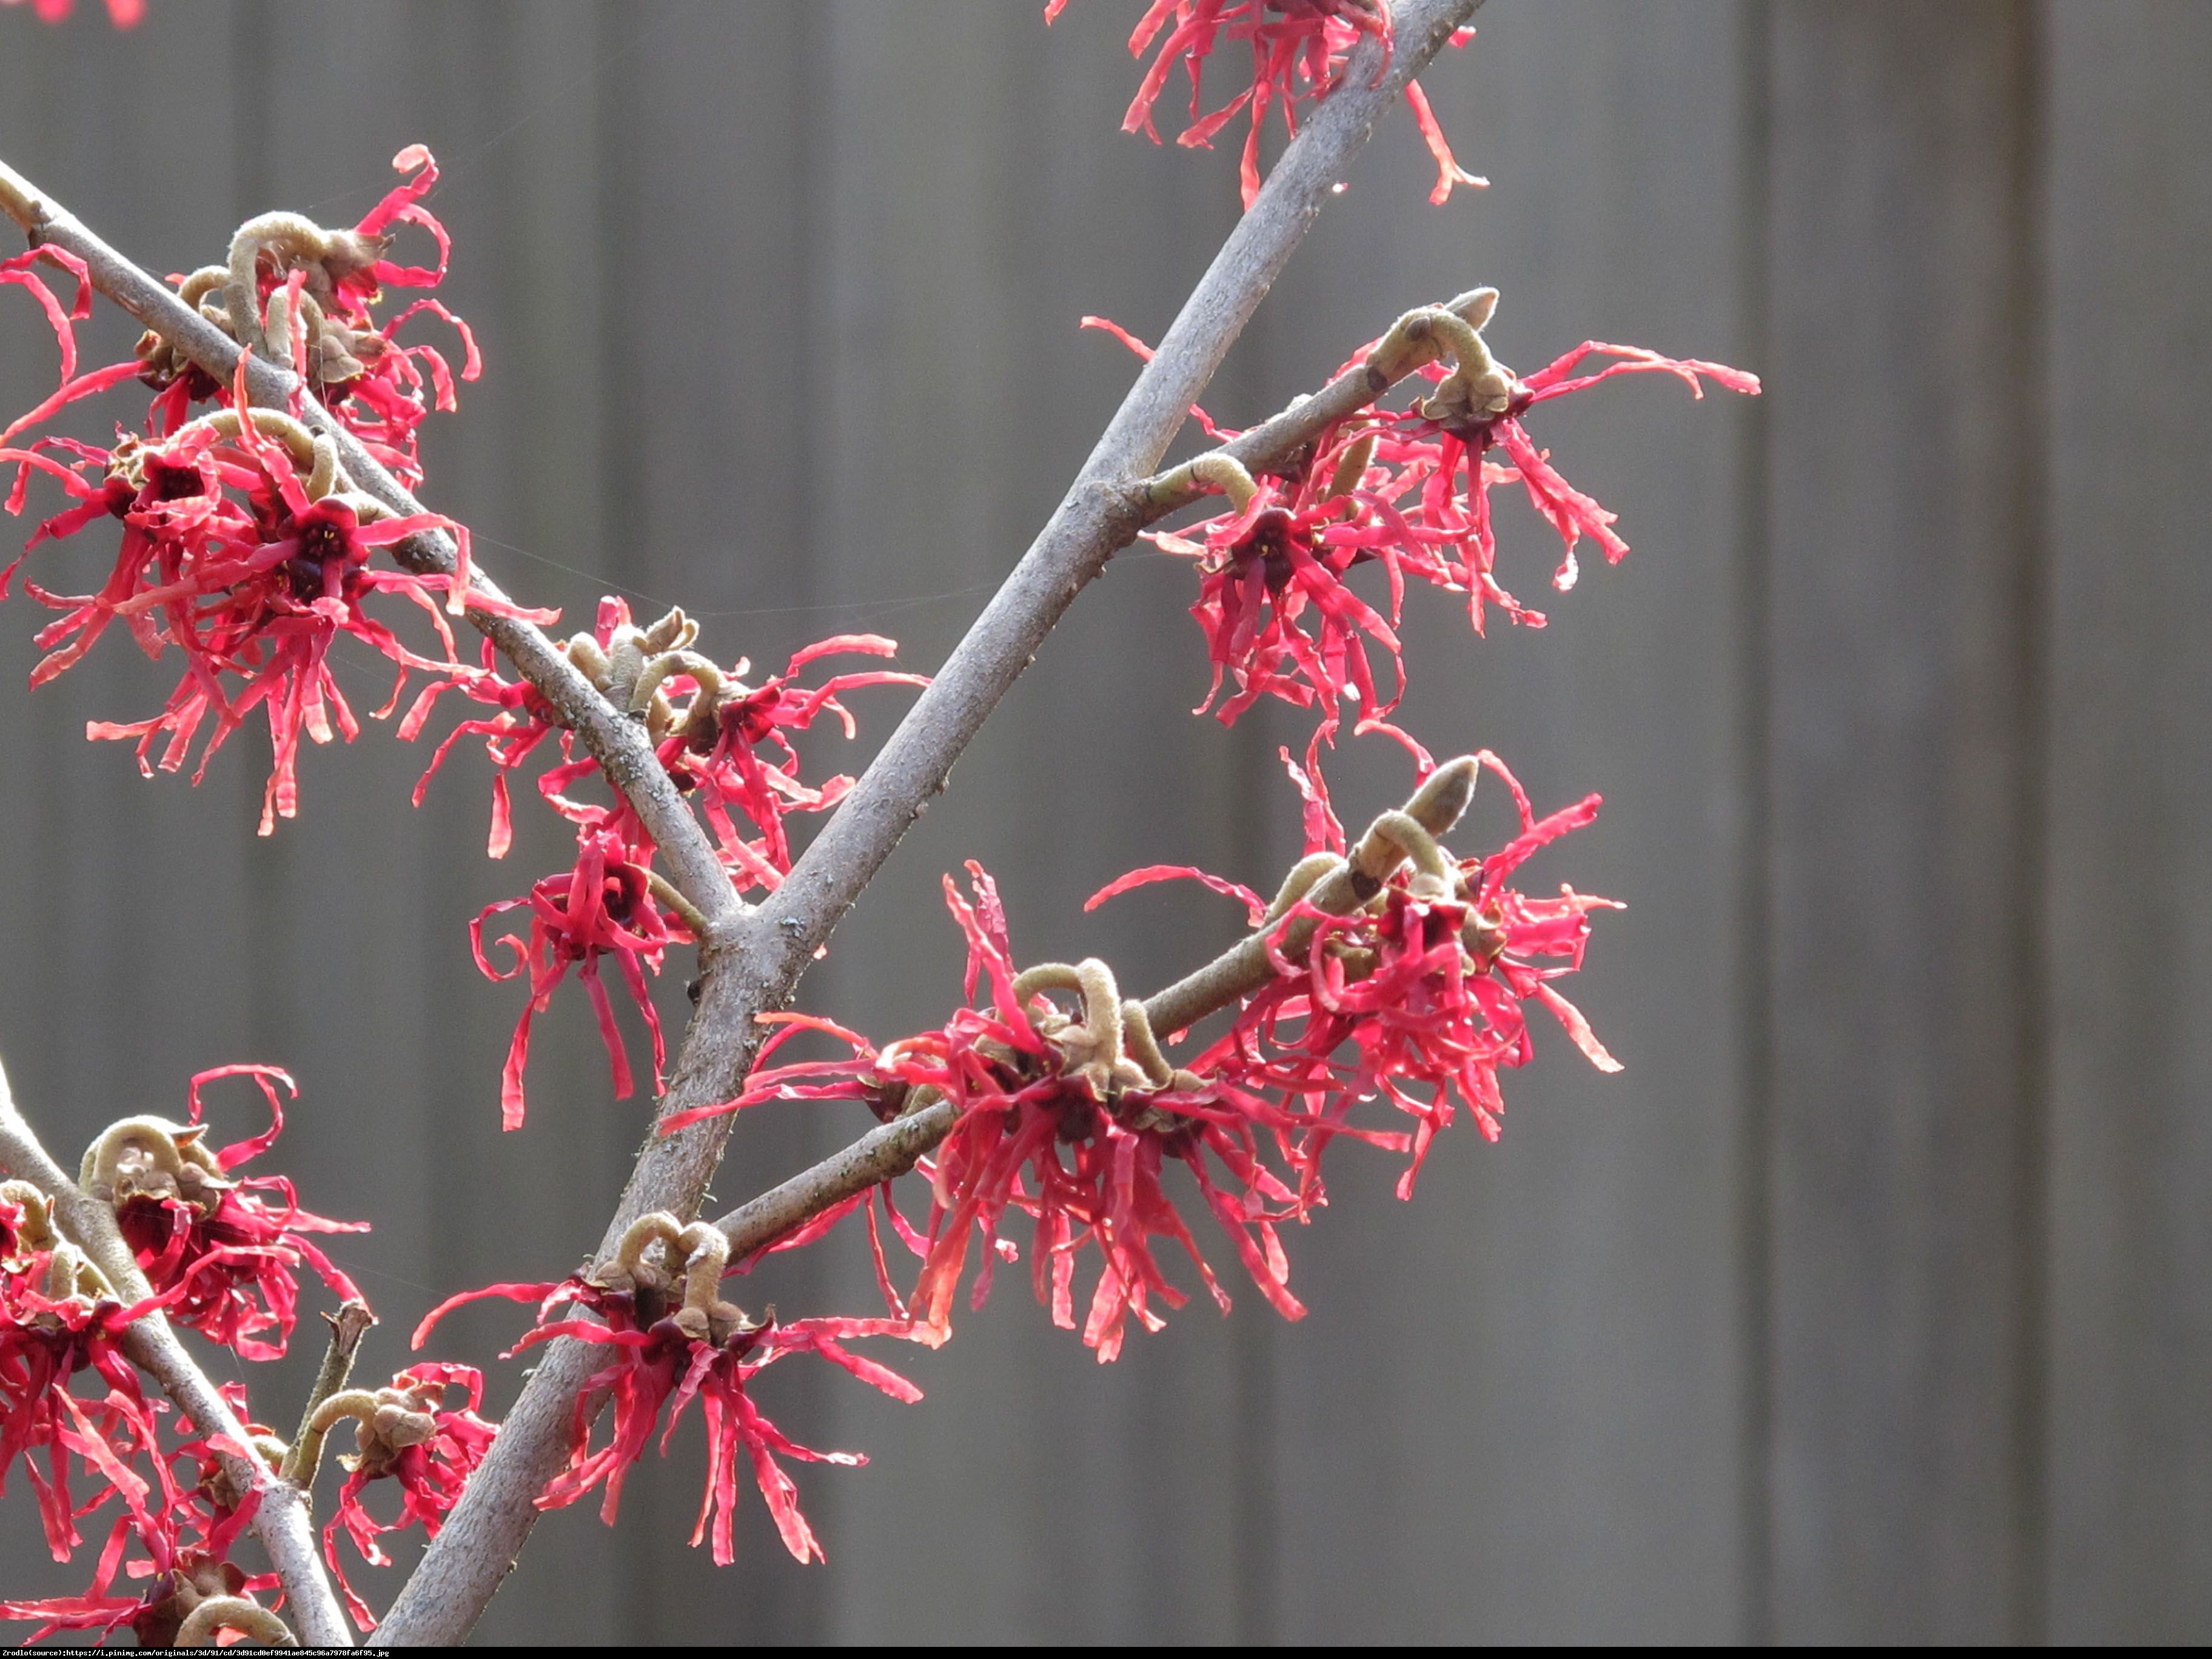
left=1245, top=1, right=1760, bottom=1642
left=1765, top=2, right=2044, bottom=1643
left=2044, top=0, right=2212, bottom=1642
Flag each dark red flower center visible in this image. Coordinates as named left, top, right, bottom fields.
left=600, top=862, right=648, bottom=925
left=719, top=682, right=787, bottom=745
left=146, top=457, right=210, bottom=502
left=280, top=514, right=367, bottom=605
left=1230, top=506, right=1305, bottom=594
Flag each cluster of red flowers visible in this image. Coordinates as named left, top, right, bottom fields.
left=0, top=1374, right=284, bottom=1645
left=1, top=147, right=925, bottom=1129
left=689, top=865, right=1310, bottom=1359
left=317, top=1363, right=497, bottom=1631
left=0, top=150, right=489, bottom=834
left=686, top=743, right=1614, bottom=1361
left=0, top=1180, right=163, bottom=1571
left=342, top=13, right=1749, bottom=1572
left=0, top=131, right=933, bottom=1601
left=90, top=1065, right=366, bottom=1361
left=1196, top=752, right=1620, bottom=1199
left=0, top=1068, right=500, bottom=1638
left=1127, top=294, right=1761, bottom=760
left=422, top=595, right=925, bottom=1127
left=1049, top=0, right=1481, bottom=207
left=0, top=0, right=1763, bottom=1606
left=418, top=1228, right=917, bottom=1568
left=0, top=1071, right=422, bottom=1640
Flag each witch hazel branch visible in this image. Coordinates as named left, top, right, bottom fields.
left=0, top=0, right=1755, bottom=1645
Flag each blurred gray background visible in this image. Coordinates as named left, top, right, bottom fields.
left=0, top=0, right=2205, bottom=1644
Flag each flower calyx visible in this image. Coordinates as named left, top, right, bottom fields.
left=1370, top=287, right=1521, bottom=429
left=223, top=212, right=390, bottom=368
left=590, top=1212, right=759, bottom=1347
left=134, top=264, right=232, bottom=390
left=136, top=203, right=397, bottom=402
left=1316, top=761, right=1574, bottom=990
left=80, top=1114, right=233, bottom=1215
left=308, top=1377, right=451, bottom=1481
left=171, top=407, right=367, bottom=508
left=173, top=1594, right=298, bottom=1649
left=1249, top=756, right=1492, bottom=988
left=0, top=1177, right=113, bottom=1307
left=129, top=1553, right=265, bottom=1651
left=0, top=1177, right=56, bottom=1258
left=199, top=1428, right=289, bottom=1513
left=563, top=605, right=738, bottom=746
left=1010, top=959, right=1199, bottom=1126
left=39, top=1236, right=111, bottom=1304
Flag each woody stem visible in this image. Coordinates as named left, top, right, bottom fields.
left=378, top=4, right=1485, bottom=1642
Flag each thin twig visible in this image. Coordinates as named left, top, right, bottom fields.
left=645, top=868, right=711, bottom=943
left=713, top=1100, right=959, bottom=1258
left=374, top=3, right=1484, bottom=1640
left=1142, top=756, right=1476, bottom=1036
left=0, top=158, right=741, bottom=939
left=280, top=1299, right=377, bottom=1488
left=0, top=1056, right=353, bottom=1649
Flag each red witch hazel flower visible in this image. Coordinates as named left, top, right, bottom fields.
left=434, top=597, right=922, bottom=1125
left=1195, top=751, right=1621, bottom=1199
left=2, top=1379, right=289, bottom=1646
left=1155, top=443, right=1416, bottom=751
left=416, top=1214, right=917, bottom=1566
left=0, top=1181, right=166, bottom=1564
left=139, top=146, right=479, bottom=488
left=310, top=1364, right=497, bottom=1631
left=2, top=146, right=494, bottom=830
left=1371, top=287, right=1762, bottom=615
left=78, top=1065, right=367, bottom=1360
left=417, top=597, right=925, bottom=880
left=473, top=825, right=682, bottom=1129
left=2, top=0, right=145, bottom=26
left=2, top=148, right=474, bottom=480
left=674, top=862, right=1311, bottom=1362
left=1138, top=287, right=1759, bottom=727
left=1048, top=0, right=1481, bottom=207
left=3, top=365, right=517, bottom=831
